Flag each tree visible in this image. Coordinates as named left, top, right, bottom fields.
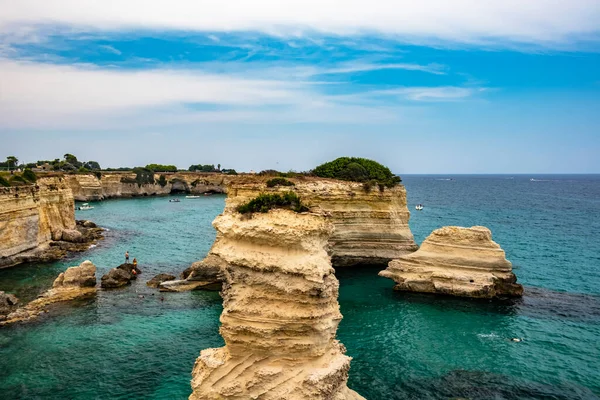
left=217, top=163, right=221, bottom=171
left=84, top=161, right=101, bottom=170
left=6, top=156, right=18, bottom=171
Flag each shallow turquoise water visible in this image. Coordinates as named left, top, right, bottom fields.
left=1, top=176, right=600, bottom=399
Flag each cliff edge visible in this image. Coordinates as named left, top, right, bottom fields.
left=379, top=226, right=523, bottom=298
left=189, top=209, right=364, bottom=399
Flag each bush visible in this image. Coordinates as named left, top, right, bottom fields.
left=9, top=175, right=28, bottom=186
left=121, top=168, right=155, bottom=187
left=222, top=169, right=237, bottom=175
left=78, top=167, right=90, bottom=173
left=237, top=192, right=309, bottom=214
left=266, top=177, right=295, bottom=188
left=158, top=175, right=167, bottom=187
left=22, top=169, right=37, bottom=182
left=312, top=157, right=401, bottom=188
left=0, top=175, right=9, bottom=187
left=94, top=171, right=102, bottom=180
left=146, top=164, right=177, bottom=173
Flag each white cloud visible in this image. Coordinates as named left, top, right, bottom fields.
left=0, top=0, right=598, bottom=47
left=0, top=59, right=425, bottom=129
left=99, top=44, right=121, bottom=55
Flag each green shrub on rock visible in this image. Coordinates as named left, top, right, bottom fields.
left=266, top=177, right=295, bottom=188
left=9, top=175, right=28, bottom=186
left=22, top=169, right=37, bottom=182
left=312, top=157, right=401, bottom=189
left=237, top=192, right=309, bottom=214
left=0, top=175, right=10, bottom=187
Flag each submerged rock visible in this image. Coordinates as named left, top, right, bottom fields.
left=146, top=273, right=176, bottom=288
left=0, top=291, right=19, bottom=318
left=1, top=260, right=97, bottom=325
left=190, top=209, right=364, bottom=400
left=101, top=263, right=141, bottom=289
left=379, top=226, right=523, bottom=299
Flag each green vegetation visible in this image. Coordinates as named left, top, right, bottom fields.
left=312, top=157, right=401, bottom=188
left=266, top=177, right=295, bottom=187
left=145, top=164, right=177, bottom=172
left=9, top=175, right=28, bottom=186
left=158, top=175, right=167, bottom=187
left=121, top=167, right=155, bottom=187
left=22, top=169, right=37, bottom=182
left=222, top=169, right=237, bottom=175
left=0, top=175, right=9, bottom=187
left=237, top=192, right=309, bottom=214
left=94, top=171, right=102, bottom=180
left=189, top=164, right=219, bottom=172
left=78, top=167, right=90, bottom=173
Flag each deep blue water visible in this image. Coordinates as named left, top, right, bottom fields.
left=1, top=176, right=599, bottom=399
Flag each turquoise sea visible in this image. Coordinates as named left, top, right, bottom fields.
left=1, top=175, right=599, bottom=399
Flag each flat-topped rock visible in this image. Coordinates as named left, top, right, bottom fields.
left=379, top=226, right=523, bottom=298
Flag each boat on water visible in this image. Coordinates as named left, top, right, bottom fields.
left=77, top=203, right=94, bottom=210
left=415, top=204, right=424, bottom=211
left=185, top=195, right=201, bottom=199
left=169, top=199, right=181, bottom=203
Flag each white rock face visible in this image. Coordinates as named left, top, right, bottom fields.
left=379, top=226, right=523, bottom=298
left=189, top=210, right=364, bottom=400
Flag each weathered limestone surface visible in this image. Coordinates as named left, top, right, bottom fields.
left=190, top=210, right=364, bottom=400
left=379, top=226, right=523, bottom=298
left=0, top=177, right=76, bottom=268
left=1, top=260, right=97, bottom=325
left=177, top=176, right=417, bottom=291
left=66, top=172, right=229, bottom=201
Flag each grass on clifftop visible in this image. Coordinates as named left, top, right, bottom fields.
left=312, top=157, right=401, bottom=188
left=237, top=192, right=309, bottom=214
left=266, top=177, right=295, bottom=187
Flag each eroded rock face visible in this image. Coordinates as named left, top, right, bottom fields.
left=190, top=210, right=364, bottom=400
left=0, top=291, right=19, bottom=318
left=101, top=263, right=141, bottom=288
left=146, top=273, right=176, bottom=288
left=379, top=226, right=523, bottom=298
left=1, top=260, right=97, bottom=325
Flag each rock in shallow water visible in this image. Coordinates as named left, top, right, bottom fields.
left=379, top=226, right=523, bottom=299
left=189, top=209, right=364, bottom=400
left=1, top=260, right=97, bottom=325
left=146, top=273, right=176, bottom=288
left=101, top=263, right=141, bottom=288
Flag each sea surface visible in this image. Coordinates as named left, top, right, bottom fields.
left=1, top=175, right=599, bottom=399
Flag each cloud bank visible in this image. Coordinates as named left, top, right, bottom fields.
left=1, top=0, right=599, bottom=47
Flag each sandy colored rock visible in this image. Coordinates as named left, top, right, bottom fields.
left=1, top=260, right=97, bottom=325
left=61, top=228, right=83, bottom=243
left=379, top=226, right=523, bottom=298
left=0, top=177, right=76, bottom=268
left=189, top=210, right=363, bottom=400
left=146, top=273, right=176, bottom=288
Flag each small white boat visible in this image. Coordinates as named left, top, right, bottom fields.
left=78, top=203, right=94, bottom=210
left=169, top=199, right=180, bottom=203
left=415, top=204, right=424, bottom=211
left=185, top=195, right=201, bottom=199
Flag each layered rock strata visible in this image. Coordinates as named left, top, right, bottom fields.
left=189, top=210, right=363, bottom=400
left=379, top=226, right=523, bottom=298
left=0, top=176, right=93, bottom=268
left=1, top=260, right=97, bottom=325
left=66, top=172, right=229, bottom=201
left=176, top=176, right=417, bottom=292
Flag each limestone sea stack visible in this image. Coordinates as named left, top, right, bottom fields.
left=1, top=260, right=97, bottom=325
left=189, top=209, right=364, bottom=400
left=379, top=226, right=523, bottom=299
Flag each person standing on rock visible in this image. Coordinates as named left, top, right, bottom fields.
left=125, top=251, right=129, bottom=264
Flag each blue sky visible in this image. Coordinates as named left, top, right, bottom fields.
left=1, top=1, right=599, bottom=173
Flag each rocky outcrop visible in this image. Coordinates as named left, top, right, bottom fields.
left=1, top=260, right=97, bottom=325
left=0, top=291, right=19, bottom=318
left=189, top=210, right=363, bottom=400
left=180, top=176, right=417, bottom=291
left=146, top=273, right=176, bottom=288
left=101, top=263, right=141, bottom=288
left=0, top=176, right=77, bottom=268
left=66, top=172, right=229, bottom=201
left=379, top=226, right=523, bottom=299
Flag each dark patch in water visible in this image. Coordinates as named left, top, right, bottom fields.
left=516, top=287, right=600, bottom=323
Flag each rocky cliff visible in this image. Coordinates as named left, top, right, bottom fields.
left=379, top=226, right=523, bottom=298
left=66, top=172, right=229, bottom=201
left=0, top=176, right=76, bottom=268
left=164, top=176, right=417, bottom=291
left=189, top=210, right=363, bottom=400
